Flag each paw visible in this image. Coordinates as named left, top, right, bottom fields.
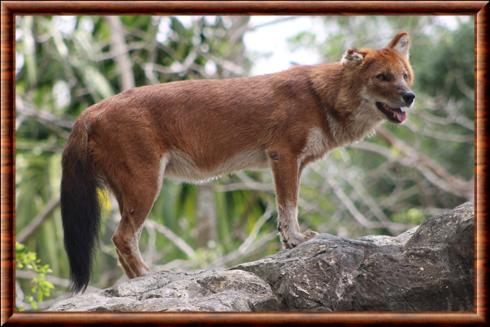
left=282, top=230, right=318, bottom=249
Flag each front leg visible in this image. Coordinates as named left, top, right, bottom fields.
left=269, top=150, right=317, bottom=249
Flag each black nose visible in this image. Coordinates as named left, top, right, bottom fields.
left=403, top=92, right=415, bottom=106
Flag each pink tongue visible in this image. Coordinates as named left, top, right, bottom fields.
left=394, top=111, right=407, bottom=123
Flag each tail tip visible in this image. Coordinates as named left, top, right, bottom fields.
left=70, top=277, right=89, bottom=294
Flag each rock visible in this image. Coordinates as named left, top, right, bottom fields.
left=50, top=202, right=474, bottom=312
left=237, top=202, right=474, bottom=311
left=49, top=270, right=279, bottom=312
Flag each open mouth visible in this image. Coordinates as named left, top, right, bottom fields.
left=375, top=102, right=408, bottom=124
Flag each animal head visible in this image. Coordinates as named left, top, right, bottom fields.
left=341, top=32, right=415, bottom=124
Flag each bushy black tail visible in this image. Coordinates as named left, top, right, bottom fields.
left=60, top=122, right=101, bottom=293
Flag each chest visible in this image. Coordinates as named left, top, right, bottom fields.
left=299, top=127, right=330, bottom=164
left=326, top=103, right=382, bottom=148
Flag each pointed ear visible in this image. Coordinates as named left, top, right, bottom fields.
left=341, top=48, right=366, bottom=67
left=387, top=32, right=410, bottom=59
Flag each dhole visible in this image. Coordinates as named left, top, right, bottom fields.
left=61, top=32, right=415, bottom=292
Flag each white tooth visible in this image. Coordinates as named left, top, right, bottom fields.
left=400, top=107, right=407, bottom=112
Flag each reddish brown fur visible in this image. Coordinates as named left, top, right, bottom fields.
left=62, top=32, right=415, bottom=283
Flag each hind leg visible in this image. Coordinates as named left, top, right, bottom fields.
left=113, top=209, right=151, bottom=278
left=111, top=157, right=167, bottom=278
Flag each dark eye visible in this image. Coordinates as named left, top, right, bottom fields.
left=376, top=73, right=388, bottom=81
left=403, top=73, right=409, bottom=81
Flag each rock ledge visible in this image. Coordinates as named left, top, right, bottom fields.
left=50, top=202, right=474, bottom=312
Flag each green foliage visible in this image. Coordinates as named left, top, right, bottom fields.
left=16, top=242, right=54, bottom=310
left=392, top=208, right=424, bottom=225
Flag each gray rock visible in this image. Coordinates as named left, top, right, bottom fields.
left=237, top=202, right=474, bottom=311
left=50, top=202, right=474, bottom=312
left=49, top=269, right=279, bottom=312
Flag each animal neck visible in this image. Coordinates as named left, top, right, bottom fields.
left=308, top=64, right=380, bottom=147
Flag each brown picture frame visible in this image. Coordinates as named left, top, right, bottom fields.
left=1, top=1, right=488, bottom=325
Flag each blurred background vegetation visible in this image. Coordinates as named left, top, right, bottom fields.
left=15, top=16, right=474, bottom=310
